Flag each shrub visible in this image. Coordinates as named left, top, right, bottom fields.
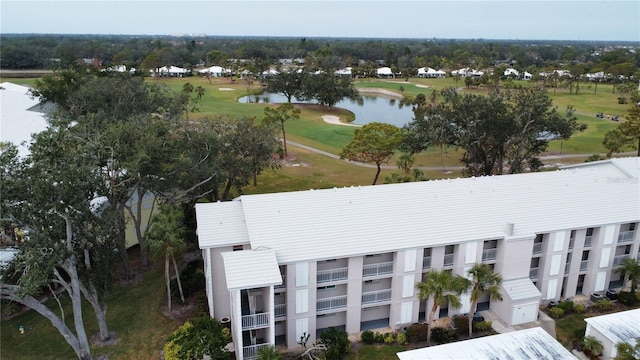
left=360, top=330, right=375, bottom=344
left=384, top=333, right=395, bottom=344
left=574, top=303, right=586, bottom=314
left=558, top=300, right=574, bottom=313
left=549, top=307, right=565, bottom=318
left=473, top=321, right=493, bottom=332
left=396, top=332, right=407, bottom=345
left=618, top=291, right=638, bottom=306
left=319, top=327, right=350, bottom=360
left=431, top=326, right=456, bottom=344
left=594, top=299, right=612, bottom=311
left=373, top=332, right=384, bottom=344
left=405, top=323, right=428, bottom=343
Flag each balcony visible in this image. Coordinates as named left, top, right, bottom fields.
left=529, top=267, right=539, bottom=279
left=317, top=267, right=348, bottom=283
left=363, top=261, right=393, bottom=277
left=362, top=289, right=392, bottom=305
left=274, top=304, right=286, bottom=318
left=242, top=312, right=270, bottom=330
left=482, top=248, right=497, bottom=262
left=580, top=260, right=589, bottom=271
left=317, top=295, right=347, bottom=311
left=422, top=257, right=431, bottom=270
left=618, top=231, right=635, bottom=243
left=275, top=275, right=286, bottom=290
left=443, top=254, right=454, bottom=267
left=532, top=243, right=542, bottom=255
left=613, top=255, right=628, bottom=267
left=584, top=236, right=593, bottom=248
left=243, top=343, right=271, bottom=360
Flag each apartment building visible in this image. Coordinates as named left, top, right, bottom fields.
left=196, top=157, right=639, bottom=359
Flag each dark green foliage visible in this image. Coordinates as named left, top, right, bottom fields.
left=431, top=326, right=457, bottom=344
left=617, top=291, right=638, bottom=306
left=558, top=300, right=575, bottom=313
left=405, top=323, right=428, bottom=343
left=319, top=327, right=350, bottom=360
left=360, top=330, right=375, bottom=344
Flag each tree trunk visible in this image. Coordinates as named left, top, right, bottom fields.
left=165, top=255, right=172, bottom=312
left=427, top=303, right=438, bottom=346
left=172, top=256, right=185, bottom=304
left=372, top=163, right=381, bottom=185
left=468, top=299, right=477, bottom=338
left=0, top=286, right=92, bottom=360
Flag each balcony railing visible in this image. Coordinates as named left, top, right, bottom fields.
left=443, top=254, right=454, bottom=267
left=274, top=304, right=286, bottom=318
left=317, top=267, right=348, bottom=283
left=363, top=261, right=393, bottom=277
left=584, top=236, right=593, bottom=248
left=275, top=275, right=286, bottom=289
left=243, top=343, right=272, bottom=360
left=529, top=267, right=539, bottom=279
left=580, top=260, right=589, bottom=271
left=618, top=230, right=635, bottom=243
left=242, top=312, right=270, bottom=330
left=482, top=248, right=497, bottom=262
left=317, top=295, right=347, bottom=311
left=422, top=257, right=431, bottom=270
left=362, top=289, right=392, bottom=305
left=532, top=243, right=543, bottom=254
left=613, top=255, right=628, bottom=267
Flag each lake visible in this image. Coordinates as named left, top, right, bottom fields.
left=238, top=92, right=416, bottom=127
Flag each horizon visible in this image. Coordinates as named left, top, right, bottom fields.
left=1, top=1, right=639, bottom=42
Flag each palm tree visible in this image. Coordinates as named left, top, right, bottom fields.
left=583, top=335, right=604, bottom=358
left=256, top=345, right=281, bottom=360
left=146, top=204, right=187, bottom=312
left=467, top=264, right=503, bottom=338
left=416, top=270, right=470, bottom=345
left=615, top=258, right=640, bottom=294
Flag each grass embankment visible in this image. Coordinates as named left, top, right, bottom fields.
left=1, top=262, right=182, bottom=360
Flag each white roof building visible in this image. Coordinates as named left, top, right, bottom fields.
left=585, top=308, right=640, bottom=359
left=397, top=327, right=576, bottom=360
left=0, top=82, right=49, bottom=158
left=196, top=157, right=640, bottom=359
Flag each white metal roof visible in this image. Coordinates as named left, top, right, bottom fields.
left=196, top=201, right=250, bottom=247
left=396, top=327, right=575, bottom=360
left=0, top=82, right=48, bottom=158
left=502, top=278, right=542, bottom=301
left=221, top=248, right=282, bottom=290
left=585, top=308, right=640, bottom=345
left=196, top=158, right=640, bottom=264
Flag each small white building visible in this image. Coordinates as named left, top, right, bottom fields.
left=199, top=65, right=232, bottom=77
left=584, top=308, right=640, bottom=359
left=396, top=327, right=576, bottom=360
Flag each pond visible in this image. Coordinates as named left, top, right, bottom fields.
left=238, top=92, right=416, bottom=127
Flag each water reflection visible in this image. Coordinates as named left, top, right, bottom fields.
left=239, top=92, right=414, bottom=127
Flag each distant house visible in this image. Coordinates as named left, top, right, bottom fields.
left=417, top=67, right=446, bottom=78
left=151, top=66, right=190, bottom=77
left=198, top=65, right=232, bottom=77
left=584, top=308, right=640, bottom=359
left=397, top=328, right=575, bottom=360
left=376, top=67, right=394, bottom=78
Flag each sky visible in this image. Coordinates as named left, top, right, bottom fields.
left=1, top=0, right=639, bottom=42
